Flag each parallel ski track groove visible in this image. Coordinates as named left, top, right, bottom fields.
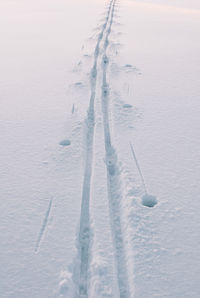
left=101, top=1, right=131, bottom=297
left=77, top=1, right=115, bottom=297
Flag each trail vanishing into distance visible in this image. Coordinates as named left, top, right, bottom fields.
left=2, top=0, right=200, bottom=298
left=72, top=0, right=133, bottom=297
left=77, top=1, right=117, bottom=297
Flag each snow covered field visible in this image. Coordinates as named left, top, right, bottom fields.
left=1, top=0, right=200, bottom=297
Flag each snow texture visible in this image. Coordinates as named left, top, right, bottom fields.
left=1, top=0, right=200, bottom=297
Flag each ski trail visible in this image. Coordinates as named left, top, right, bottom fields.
left=77, top=1, right=115, bottom=297
left=101, top=1, right=130, bottom=297
left=35, top=198, right=53, bottom=253
left=130, top=142, right=147, bottom=195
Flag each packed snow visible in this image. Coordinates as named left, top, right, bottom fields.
left=0, top=0, right=200, bottom=297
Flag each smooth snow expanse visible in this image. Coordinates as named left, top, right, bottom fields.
left=0, top=0, right=200, bottom=297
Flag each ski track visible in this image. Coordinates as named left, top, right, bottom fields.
left=77, top=1, right=116, bottom=297
left=101, top=1, right=130, bottom=297
left=75, top=0, right=132, bottom=296
left=35, top=198, right=53, bottom=253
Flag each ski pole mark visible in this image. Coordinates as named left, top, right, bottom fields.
left=77, top=1, right=115, bottom=297
left=130, top=142, right=158, bottom=208
left=130, top=142, right=147, bottom=195
left=35, top=198, right=53, bottom=253
left=101, top=1, right=130, bottom=297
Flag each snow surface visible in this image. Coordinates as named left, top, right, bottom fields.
left=0, top=0, right=200, bottom=297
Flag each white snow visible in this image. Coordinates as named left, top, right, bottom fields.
left=1, top=0, right=200, bottom=297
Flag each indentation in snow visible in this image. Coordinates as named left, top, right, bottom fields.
left=75, top=81, right=83, bottom=87
left=124, top=64, right=132, bottom=68
left=59, top=139, right=71, bottom=146
left=123, top=64, right=141, bottom=74
left=114, top=97, right=141, bottom=129
left=123, top=103, right=132, bottom=108
left=142, top=194, right=157, bottom=208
